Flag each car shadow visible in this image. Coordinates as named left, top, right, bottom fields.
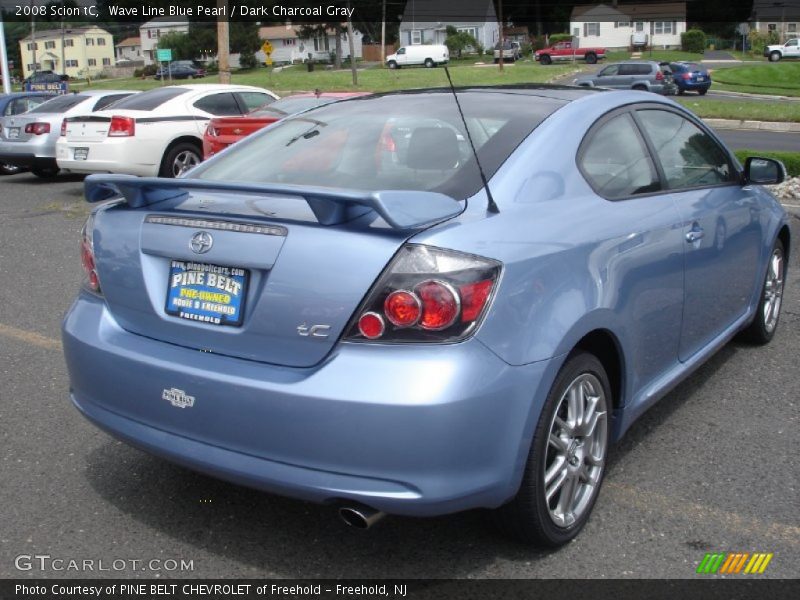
left=82, top=340, right=745, bottom=577
left=1, top=172, right=85, bottom=185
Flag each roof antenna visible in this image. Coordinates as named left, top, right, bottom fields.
left=443, top=66, right=499, bottom=214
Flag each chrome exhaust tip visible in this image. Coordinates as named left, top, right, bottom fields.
left=338, top=505, right=386, bottom=529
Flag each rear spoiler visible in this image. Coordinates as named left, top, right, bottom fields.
left=84, top=174, right=463, bottom=230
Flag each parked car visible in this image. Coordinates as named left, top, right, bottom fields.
left=0, top=92, right=57, bottom=175
left=154, top=64, right=206, bottom=80
left=57, top=84, right=278, bottom=178
left=764, top=38, right=799, bottom=61
left=63, top=86, right=789, bottom=546
left=574, top=61, right=677, bottom=95
left=535, top=40, right=605, bottom=65
left=0, top=90, right=136, bottom=178
left=24, top=70, right=69, bottom=84
left=494, top=41, right=522, bottom=63
left=669, top=61, right=711, bottom=95
left=386, top=44, right=449, bottom=69
left=203, top=92, right=371, bottom=159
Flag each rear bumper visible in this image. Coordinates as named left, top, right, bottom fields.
left=0, top=152, right=57, bottom=170
left=63, top=293, right=557, bottom=516
left=56, top=138, right=158, bottom=177
left=676, top=80, right=711, bottom=92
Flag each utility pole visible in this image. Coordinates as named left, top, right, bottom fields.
left=61, top=20, right=66, bottom=77
left=0, top=13, right=12, bottom=93
left=498, top=0, right=504, bottom=71
left=217, top=0, right=231, bottom=84
left=31, top=0, right=37, bottom=77
left=381, top=0, right=386, bottom=67
left=347, top=2, right=357, bottom=85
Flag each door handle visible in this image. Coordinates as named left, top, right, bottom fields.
left=685, top=230, right=704, bottom=243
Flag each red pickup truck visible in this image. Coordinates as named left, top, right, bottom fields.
left=535, top=41, right=606, bottom=65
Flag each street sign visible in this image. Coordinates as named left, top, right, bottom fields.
left=156, top=48, right=172, bottom=62
left=261, top=41, right=273, bottom=55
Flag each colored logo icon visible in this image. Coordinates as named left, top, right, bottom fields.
left=697, top=552, right=773, bottom=574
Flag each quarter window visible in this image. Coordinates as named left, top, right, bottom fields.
left=580, top=113, right=660, bottom=199
left=636, top=109, right=735, bottom=190
left=194, top=93, right=242, bottom=116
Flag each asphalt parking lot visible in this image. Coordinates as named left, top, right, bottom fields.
left=0, top=172, right=798, bottom=579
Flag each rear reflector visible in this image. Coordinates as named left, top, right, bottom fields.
left=358, top=312, right=385, bottom=339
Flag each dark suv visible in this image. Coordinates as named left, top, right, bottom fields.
left=24, top=71, right=68, bottom=84
left=574, top=61, right=676, bottom=95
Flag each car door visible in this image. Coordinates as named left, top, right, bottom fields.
left=634, top=107, right=762, bottom=361
left=784, top=39, right=800, bottom=58
left=396, top=47, right=408, bottom=65
left=594, top=64, right=621, bottom=87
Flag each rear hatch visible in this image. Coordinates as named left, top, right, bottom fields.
left=65, top=109, right=147, bottom=143
left=87, top=177, right=461, bottom=368
left=0, top=113, right=58, bottom=144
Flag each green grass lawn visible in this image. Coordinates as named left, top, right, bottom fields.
left=711, top=62, right=800, bottom=96
left=66, top=61, right=577, bottom=95
left=676, top=98, right=800, bottom=123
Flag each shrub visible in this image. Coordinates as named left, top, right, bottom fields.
left=133, top=64, right=157, bottom=78
left=520, top=42, right=533, bottom=57
left=748, top=30, right=780, bottom=55
left=734, top=150, right=800, bottom=177
left=239, top=50, right=257, bottom=70
left=548, top=33, right=572, bottom=45
left=681, top=29, right=706, bottom=53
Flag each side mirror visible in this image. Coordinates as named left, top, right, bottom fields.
left=744, top=157, right=786, bottom=185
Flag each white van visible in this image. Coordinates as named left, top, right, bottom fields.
left=386, top=45, right=450, bottom=69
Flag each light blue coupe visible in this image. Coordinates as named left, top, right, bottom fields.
left=62, top=86, right=790, bottom=546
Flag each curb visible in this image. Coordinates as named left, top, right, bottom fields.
left=704, top=118, right=800, bottom=132
left=710, top=89, right=800, bottom=102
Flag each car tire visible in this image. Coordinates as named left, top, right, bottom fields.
left=769, top=51, right=781, bottom=62
left=0, top=162, right=21, bottom=176
left=632, top=84, right=647, bottom=91
left=539, top=54, right=552, bottom=65
left=739, top=239, right=786, bottom=345
left=585, top=53, right=597, bottom=64
left=698, top=88, right=708, bottom=96
left=492, top=351, right=611, bottom=546
left=424, top=58, right=435, bottom=68
left=387, top=61, right=398, bottom=69
left=677, top=88, right=685, bottom=95
left=160, top=142, right=202, bottom=178
left=31, top=166, right=59, bottom=179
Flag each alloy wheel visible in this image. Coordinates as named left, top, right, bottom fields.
left=172, top=150, right=199, bottom=177
left=763, top=247, right=784, bottom=333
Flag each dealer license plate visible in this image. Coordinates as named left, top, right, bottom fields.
left=74, top=147, right=89, bottom=160
left=696, top=76, right=705, bottom=81
left=165, top=260, right=249, bottom=327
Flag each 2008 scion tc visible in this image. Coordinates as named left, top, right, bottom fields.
left=63, top=86, right=789, bottom=545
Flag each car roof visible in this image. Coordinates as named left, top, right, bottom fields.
left=371, top=84, right=601, bottom=104
left=164, top=84, right=270, bottom=92
left=71, top=89, right=139, bottom=97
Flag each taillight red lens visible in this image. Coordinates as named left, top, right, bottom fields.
left=346, top=245, right=501, bottom=343
left=416, top=280, right=459, bottom=330
left=655, top=70, right=664, bottom=81
left=384, top=290, right=421, bottom=327
left=108, top=116, right=135, bottom=137
left=60, top=119, right=67, bottom=136
left=80, top=215, right=101, bottom=294
left=358, top=312, right=385, bottom=339
left=25, top=122, right=50, bottom=135
left=682, top=73, right=691, bottom=80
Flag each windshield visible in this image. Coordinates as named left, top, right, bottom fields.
left=195, top=89, right=565, bottom=200
left=30, top=94, right=88, bottom=113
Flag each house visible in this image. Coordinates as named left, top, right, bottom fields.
left=750, top=0, right=800, bottom=41
left=570, top=2, right=687, bottom=50
left=139, top=18, right=189, bottom=65
left=115, top=37, right=142, bottom=64
left=19, top=27, right=114, bottom=79
left=504, top=26, right=531, bottom=44
left=398, top=0, right=499, bottom=49
left=256, top=24, right=363, bottom=64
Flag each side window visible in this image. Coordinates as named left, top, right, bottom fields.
left=636, top=109, right=735, bottom=189
left=598, top=65, right=619, bottom=77
left=579, top=113, right=660, bottom=199
left=193, top=93, right=242, bottom=116
left=397, top=47, right=406, bottom=55
left=237, top=92, right=275, bottom=112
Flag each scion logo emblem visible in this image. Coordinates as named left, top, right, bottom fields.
left=190, top=231, right=213, bottom=254
left=297, top=323, right=331, bottom=338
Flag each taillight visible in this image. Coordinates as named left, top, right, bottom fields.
left=682, top=72, right=691, bottom=80
left=25, top=122, right=50, bottom=135
left=655, top=70, right=664, bottom=81
left=346, top=245, right=501, bottom=343
left=60, top=119, right=67, bottom=136
left=108, top=115, right=135, bottom=137
left=80, top=213, right=102, bottom=294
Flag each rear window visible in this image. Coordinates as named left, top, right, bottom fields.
left=619, top=64, right=652, bottom=76
left=109, top=87, right=188, bottom=111
left=30, top=94, right=88, bottom=113
left=195, top=90, right=565, bottom=200
left=92, top=94, right=132, bottom=111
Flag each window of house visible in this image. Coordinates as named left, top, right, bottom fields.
left=616, top=21, right=632, bottom=28
left=284, top=38, right=296, bottom=46
left=45, top=41, right=55, bottom=49
left=458, top=27, right=479, bottom=39
left=653, top=22, right=674, bottom=35
left=66, top=59, right=78, bottom=67
left=64, top=39, right=74, bottom=47
left=86, top=38, right=94, bottom=46
left=88, top=58, right=97, bottom=66
left=102, top=58, right=111, bottom=66
left=768, top=23, right=777, bottom=32
left=98, top=38, right=106, bottom=46
left=411, top=29, right=422, bottom=44
left=27, top=43, right=37, bottom=51
left=585, top=23, right=600, bottom=36
left=789, top=23, right=798, bottom=33
left=313, top=36, right=329, bottom=52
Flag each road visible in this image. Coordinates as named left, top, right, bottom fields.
left=0, top=173, right=798, bottom=580
left=715, top=128, right=800, bottom=152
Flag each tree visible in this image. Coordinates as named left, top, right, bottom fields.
left=298, top=23, right=344, bottom=68
left=157, top=32, right=196, bottom=61
left=445, top=27, right=479, bottom=58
